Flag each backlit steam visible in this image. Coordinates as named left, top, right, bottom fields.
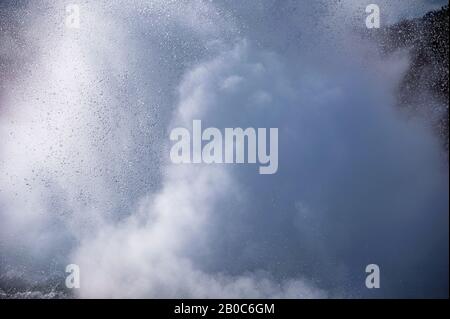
left=0, top=0, right=448, bottom=298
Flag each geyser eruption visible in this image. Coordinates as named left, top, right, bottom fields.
left=0, top=0, right=448, bottom=298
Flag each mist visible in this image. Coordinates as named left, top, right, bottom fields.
left=0, top=0, right=448, bottom=298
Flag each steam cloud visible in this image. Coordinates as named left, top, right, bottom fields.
left=0, top=0, right=448, bottom=298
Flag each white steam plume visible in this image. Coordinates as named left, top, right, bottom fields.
left=0, top=0, right=447, bottom=298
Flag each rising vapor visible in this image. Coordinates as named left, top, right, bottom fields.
left=0, top=0, right=448, bottom=298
